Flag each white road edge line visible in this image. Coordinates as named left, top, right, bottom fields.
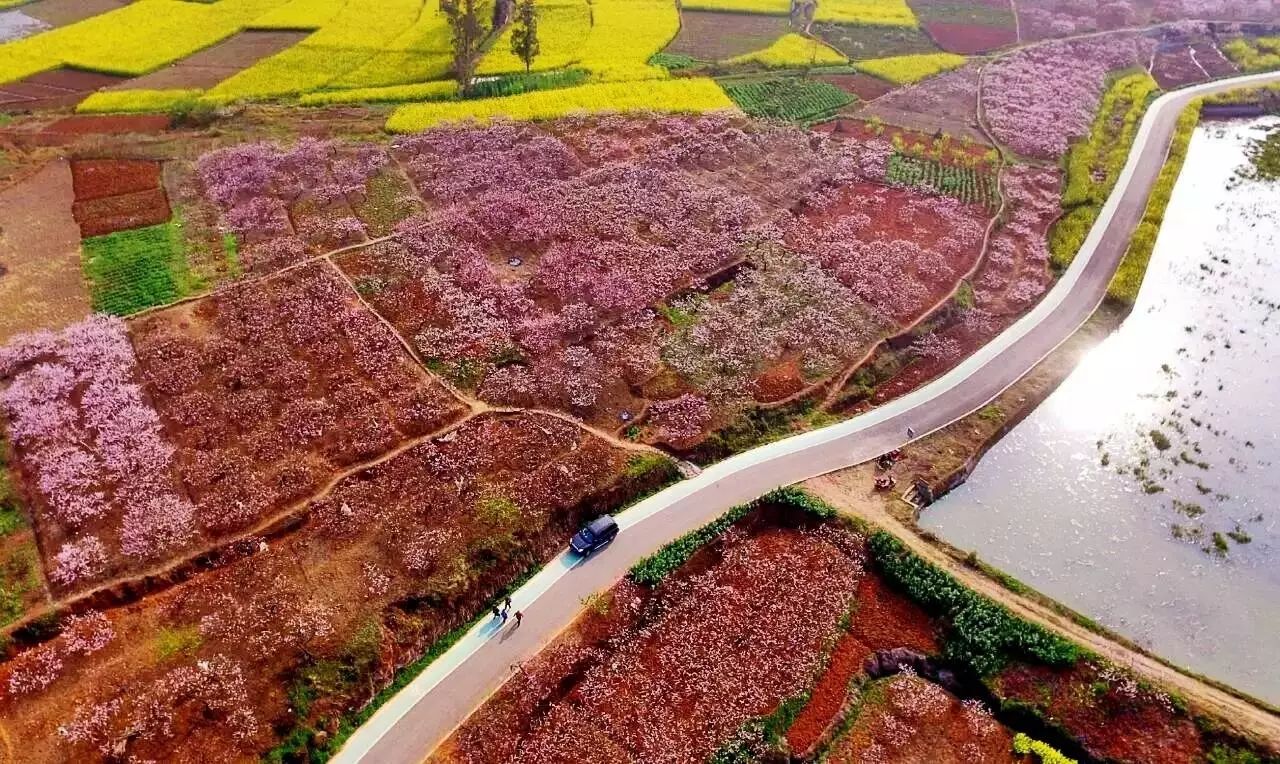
left=332, top=71, right=1280, bottom=763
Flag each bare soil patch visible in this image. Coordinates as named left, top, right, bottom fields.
left=815, top=20, right=941, bottom=58
left=925, top=21, right=1018, bottom=53
left=41, top=114, right=171, bottom=136
left=1192, top=41, right=1237, bottom=76
left=1153, top=46, right=1209, bottom=88
left=816, top=72, right=895, bottom=100
left=665, top=10, right=791, bottom=61
left=0, top=69, right=124, bottom=114
left=70, top=158, right=171, bottom=237
left=20, top=0, right=128, bottom=28
left=112, top=31, right=309, bottom=92
left=0, top=159, right=91, bottom=344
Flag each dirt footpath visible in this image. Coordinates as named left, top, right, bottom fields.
left=0, top=159, right=91, bottom=344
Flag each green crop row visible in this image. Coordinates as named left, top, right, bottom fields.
left=721, top=77, right=853, bottom=124
left=1108, top=99, right=1201, bottom=305
left=886, top=151, right=998, bottom=207
left=868, top=531, right=1082, bottom=676
left=1049, top=71, right=1158, bottom=271
left=80, top=216, right=203, bottom=316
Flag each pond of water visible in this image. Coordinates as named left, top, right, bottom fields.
left=922, top=117, right=1280, bottom=705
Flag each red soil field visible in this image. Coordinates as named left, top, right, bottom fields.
left=128, top=263, right=467, bottom=539
left=70, top=159, right=162, bottom=201
left=0, top=411, right=645, bottom=763
left=925, top=21, right=1018, bottom=54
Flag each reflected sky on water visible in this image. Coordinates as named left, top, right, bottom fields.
left=922, top=118, right=1280, bottom=704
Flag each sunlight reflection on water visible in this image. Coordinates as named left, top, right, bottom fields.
left=921, top=117, right=1280, bottom=704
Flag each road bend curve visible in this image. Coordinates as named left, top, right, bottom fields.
left=335, top=71, right=1280, bottom=763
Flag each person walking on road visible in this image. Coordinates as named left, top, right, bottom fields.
left=491, top=605, right=501, bottom=620
left=503, top=595, right=512, bottom=612
left=906, top=426, right=916, bottom=438
left=500, top=608, right=509, bottom=624
left=514, top=611, right=523, bottom=628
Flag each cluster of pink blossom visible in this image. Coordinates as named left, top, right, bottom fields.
left=198, top=138, right=387, bottom=269
left=57, top=655, right=262, bottom=754
left=0, top=316, right=197, bottom=588
left=788, top=190, right=987, bottom=324
left=661, top=247, right=882, bottom=403
left=128, top=264, right=464, bottom=537
left=1015, top=0, right=1144, bottom=41
left=647, top=394, right=712, bottom=446
left=983, top=34, right=1156, bottom=159
left=345, top=116, right=983, bottom=426
left=5, top=610, right=113, bottom=696
left=508, top=525, right=863, bottom=762
left=1154, top=0, right=1273, bottom=20
left=975, top=166, right=1061, bottom=313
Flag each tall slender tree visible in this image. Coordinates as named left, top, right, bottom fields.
left=510, top=0, right=540, bottom=74
left=444, top=0, right=487, bottom=96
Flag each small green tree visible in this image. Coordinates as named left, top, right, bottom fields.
left=444, top=0, right=487, bottom=96
left=510, top=0, right=540, bottom=73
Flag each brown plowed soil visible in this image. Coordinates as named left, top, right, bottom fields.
left=0, top=159, right=92, bottom=344
left=816, top=72, right=896, bottom=100
left=69, top=158, right=171, bottom=237
left=0, top=69, right=124, bottom=113
left=112, top=30, right=308, bottom=91
left=42, top=114, right=171, bottom=135
left=20, top=0, right=128, bottom=27
left=924, top=21, right=1017, bottom=54
left=664, top=10, right=791, bottom=61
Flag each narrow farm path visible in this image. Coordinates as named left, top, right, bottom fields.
left=332, top=71, right=1280, bottom=764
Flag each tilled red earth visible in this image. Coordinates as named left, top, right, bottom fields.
left=924, top=21, right=1017, bottom=54
left=70, top=158, right=173, bottom=237
left=0, top=69, right=123, bottom=114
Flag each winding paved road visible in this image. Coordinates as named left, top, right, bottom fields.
left=334, top=72, right=1280, bottom=763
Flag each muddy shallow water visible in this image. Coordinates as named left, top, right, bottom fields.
left=922, top=117, right=1280, bottom=705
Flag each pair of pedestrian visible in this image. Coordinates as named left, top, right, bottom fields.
left=492, top=596, right=523, bottom=627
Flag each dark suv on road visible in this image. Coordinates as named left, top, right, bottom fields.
left=569, top=515, right=619, bottom=556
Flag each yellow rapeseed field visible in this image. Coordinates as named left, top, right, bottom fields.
left=478, top=0, right=592, bottom=75
left=855, top=52, right=965, bottom=84
left=386, top=78, right=734, bottom=132
left=298, top=80, right=459, bottom=106
left=76, top=89, right=202, bottom=114
left=724, top=33, right=848, bottom=68
left=248, top=0, right=349, bottom=29
left=0, top=0, right=289, bottom=83
left=681, top=0, right=917, bottom=27
left=202, top=0, right=424, bottom=102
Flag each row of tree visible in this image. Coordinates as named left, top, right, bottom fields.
left=444, top=0, right=542, bottom=96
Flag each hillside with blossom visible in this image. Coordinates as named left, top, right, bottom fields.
left=0, top=4, right=1277, bottom=760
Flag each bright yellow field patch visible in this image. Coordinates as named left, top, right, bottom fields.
left=325, top=4, right=455, bottom=89
left=77, top=89, right=202, bottom=114
left=299, top=80, right=458, bottom=106
left=681, top=0, right=916, bottom=27
left=855, top=52, right=965, bottom=84
left=248, top=0, right=349, bottom=29
left=203, top=0, right=423, bottom=102
left=478, top=0, right=591, bottom=76
left=725, top=33, right=848, bottom=68
left=386, top=78, right=734, bottom=132
left=578, top=0, right=679, bottom=82
left=0, top=0, right=289, bottom=83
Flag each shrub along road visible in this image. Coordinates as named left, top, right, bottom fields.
left=334, top=71, right=1280, bottom=764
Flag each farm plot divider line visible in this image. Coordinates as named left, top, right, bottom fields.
left=0, top=410, right=486, bottom=645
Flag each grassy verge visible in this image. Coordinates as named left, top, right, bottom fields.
left=1106, top=98, right=1201, bottom=305
left=1050, top=71, right=1159, bottom=271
